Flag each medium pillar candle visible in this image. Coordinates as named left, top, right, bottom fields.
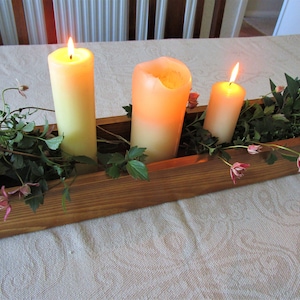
left=48, top=38, right=97, bottom=163
left=203, top=63, right=246, bottom=144
left=130, top=57, right=192, bottom=163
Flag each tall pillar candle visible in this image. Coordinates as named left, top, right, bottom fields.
left=48, top=38, right=97, bottom=163
left=130, top=57, right=192, bottom=163
left=203, top=63, right=246, bottom=144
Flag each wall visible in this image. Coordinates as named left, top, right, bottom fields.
left=245, top=0, right=283, bottom=18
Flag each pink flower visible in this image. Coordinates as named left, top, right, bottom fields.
left=230, top=162, right=250, bottom=184
left=247, top=144, right=262, bottom=154
left=8, top=182, right=39, bottom=198
left=16, top=79, right=29, bottom=98
left=275, top=85, right=285, bottom=93
left=187, top=92, right=199, bottom=109
left=0, top=186, right=11, bottom=221
left=297, top=156, right=300, bottom=172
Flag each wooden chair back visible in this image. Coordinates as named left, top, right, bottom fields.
left=3, top=0, right=228, bottom=45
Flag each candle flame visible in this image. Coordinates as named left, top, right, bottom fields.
left=68, top=37, right=74, bottom=59
left=229, top=62, right=239, bottom=84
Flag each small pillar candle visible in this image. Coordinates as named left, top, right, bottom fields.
left=130, top=57, right=192, bottom=163
left=203, top=62, right=246, bottom=144
left=48, top=38, right=97, bottom=163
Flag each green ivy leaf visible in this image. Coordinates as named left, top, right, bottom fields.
left=264, top=104, right=275, bottom=116
left=281, top=153, right=298, bottom=162
left=62, top=182, right=71, bottom=211
left=28, top=160, right=44, bottom=177
left=126, top=160, right=149, bottom=180
left=219, top=150, right=231, bottom=162
left=23, top=122, right=35, bottom=132
left=250, top=104, right=264, bottom=120
left=266, top=152, right=277, bottom=165
left=18, top=136, right=35, bottom=149
left=272, top=114, right=289, bottom=122
left=25, top=185, right=44, bottom=212
left=263, top=96, right=275, bottom=107
left=97, top=152, right=112, bottom=166
left=253, top=130, right=261, bottom=141
left=293, top=97, right=300, bottom=111
left=107, top=152, right=125, bottom=165
left=126, top=146, right=147, bottom=160
left=11, top=154, right=24, bottom=169
left=74, top=155, right=98, bottom=165
left=285, top=73, right=299, bottom=100
left=41, top=119, right=49, bottom=137
left=107, top=164, right=121, bottom=179
left=44, top=135, right=63, bottom=150
left=122, top=104, right=132, bottom=118
left=14, top=131, right=23, bottom=143
left=16, top=121, right=25, bottom=130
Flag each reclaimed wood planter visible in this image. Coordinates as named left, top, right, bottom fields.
left=1, top=103, right=300, bottom=238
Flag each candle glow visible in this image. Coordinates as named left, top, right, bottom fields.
left=48, top=38, right=97, bottom=167
left=229, top=62, right=239, bottom=83
left=68, top=37, right=74, bottom=59
left=130, top=57, right=192, bottom=163
left=203, top=62, right=246, bottom=144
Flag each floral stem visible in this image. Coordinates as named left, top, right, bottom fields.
left=250, top=141, right=300, bottom=156
left=0, top=146, right=40, bottom=159
left=1, top=106, right=55, bottom=125
left=97, top=125, right=130, bottom=146
left=218, top=155, right=232, bottom=167
left=222, top=145, right=248, bottom=151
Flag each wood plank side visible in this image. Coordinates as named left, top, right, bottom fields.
left=11, top=0, right=29, bottom=44
left=1, top=136, right=299, bottom=238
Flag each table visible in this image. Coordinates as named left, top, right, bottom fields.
left=1, top=35, right=300, bottom=299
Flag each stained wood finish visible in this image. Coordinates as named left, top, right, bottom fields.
left=42, top=0, right=57, bottom=44
left=1, top=101, right=299, bottom=238
left=193, top=0, right=205, bottom=38
left=10, top=0, right=227, bottom=44
left=210, top=0, right=226, bottom=38
left=164, top=0, right=187, bottom=38
left=129, top=0, right=137, bottom=40
left=11, top=0, right=29, bottom=44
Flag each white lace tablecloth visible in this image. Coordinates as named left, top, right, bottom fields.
left=1, top=35, right=300, bottom=299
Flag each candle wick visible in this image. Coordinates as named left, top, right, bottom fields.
left=229, top=82, right=232, bottom=86
left=70, top=55, right=73, bottom=60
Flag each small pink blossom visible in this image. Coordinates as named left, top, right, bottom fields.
left=247, top=144, right=263, bottom=155
left=230, top=162, right=250, bottom=184
left=187, top=92, right=199, bottom=109
left=275, top=85, right=285, bottom=93
left=297, top=156, right=300, bottom=172
left=16, top=79, right=29, bottom=98
left=0, top=186, right=11, bottom=221
left=8, top=182, right=39, bottom=198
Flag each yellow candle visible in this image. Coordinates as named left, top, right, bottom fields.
left=48, top=38, right=97, bottom=162
left=203, top=62, right=246, bottom=144
left=130, top=57, right=192, bottom=163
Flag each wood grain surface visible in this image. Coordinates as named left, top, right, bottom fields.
left=1, top=102, right=299, bottom=238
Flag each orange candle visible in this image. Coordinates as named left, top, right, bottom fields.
left=203, top=62, right=246, bottom=144
left=48, top=38, right=97, bottom=163
left=131, top=57, right=192, bottom=163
